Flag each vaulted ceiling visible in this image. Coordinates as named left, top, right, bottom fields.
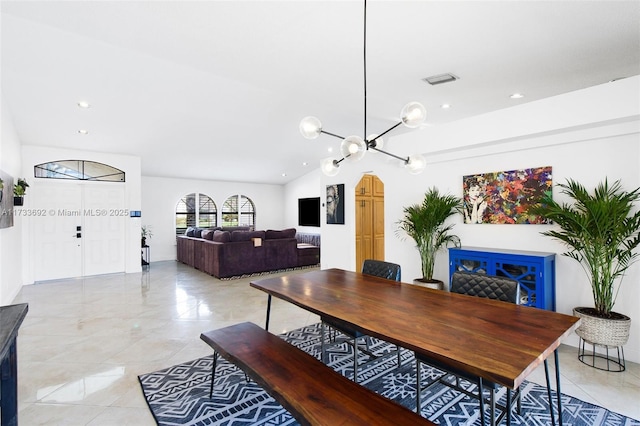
left=2, top=1, right=639, bottom=184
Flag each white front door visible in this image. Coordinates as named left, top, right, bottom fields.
left=33, top=182, right=83, bottom=281
left=32, top=181, right=126, bottom=281
left=83, top=183, right=126, bottom=276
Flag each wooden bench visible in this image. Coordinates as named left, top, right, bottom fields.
left=200, top=322, right=434, bottom=426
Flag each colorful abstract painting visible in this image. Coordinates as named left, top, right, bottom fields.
left=463, top=166, right=552, bottom=224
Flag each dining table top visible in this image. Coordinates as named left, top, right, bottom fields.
left=250, top=268, right=580, bottom=389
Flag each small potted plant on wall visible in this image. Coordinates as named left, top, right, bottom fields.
left=532, top=178, right=640, bottom=370
left=13, top=178, right=29, bottom=206
left=141, top=225, right=153, bottom=247
left=396, top=187, right=462, bottom=289
left=0, top=178, right=4, bottom=202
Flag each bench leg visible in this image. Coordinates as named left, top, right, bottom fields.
left=209, top=352, right=219, bottom=398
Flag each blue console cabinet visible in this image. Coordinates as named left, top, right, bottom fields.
left=448, top=247, right=556, bottom=311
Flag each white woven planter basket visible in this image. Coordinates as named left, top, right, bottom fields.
left=573, top=307, right=631, bottom=347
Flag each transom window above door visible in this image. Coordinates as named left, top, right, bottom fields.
left=34, top=160, right=125, bottom=182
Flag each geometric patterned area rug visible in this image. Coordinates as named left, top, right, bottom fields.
left=139, top=323, right=640, bottom=426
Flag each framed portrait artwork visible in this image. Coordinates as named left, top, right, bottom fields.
left=463, top=166, right=552, bottom=224
left=326, top=184, right=345, bottom=224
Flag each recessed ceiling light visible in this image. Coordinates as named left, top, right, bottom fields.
left=281, top=173, right=287, bottom=177
left=78, top=129, right=89, bottom=135
left=302, top=162, right=308, bottom=166
left=510, top=93, right=524, bottom=99
left=328, top=147, right=333, bottom=153
left=440, top=104, right=451, bottom=109
left=77, top=101, right=91, bottom=108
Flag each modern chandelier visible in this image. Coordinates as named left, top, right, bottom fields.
left=299, top=0, right=427, bottom=177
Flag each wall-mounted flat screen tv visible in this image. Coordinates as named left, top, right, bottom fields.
left=298, top=197, right=321, bottom=227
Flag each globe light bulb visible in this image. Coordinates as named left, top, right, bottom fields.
left=401, top=102, right=427, bottom=128
left=405, top=153, right=426, bottom=174
left=320, top=157, right=340, bottom=176
left=340, top=135, right=366, bottom=162
left=299, top=116, right=322, bottom=139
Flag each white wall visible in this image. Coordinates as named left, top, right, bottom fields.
left=0, top=94, right=24, bottom=305
left=142, top=176, right=287, bottom=262
left=289, top=76, right=640, bottom=363
left=20, top=145, right=142, bottom=283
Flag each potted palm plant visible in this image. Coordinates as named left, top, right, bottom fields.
left=13, top=178, right=29, bottom=206
left=532, top=178, right=640, bottom=366
left=396, top=187, right=462, bottom=289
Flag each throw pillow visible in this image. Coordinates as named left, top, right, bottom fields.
left=212, top=230, right=231, bottom=243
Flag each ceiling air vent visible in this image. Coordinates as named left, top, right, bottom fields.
left=423, top=73, right=458, bottom=85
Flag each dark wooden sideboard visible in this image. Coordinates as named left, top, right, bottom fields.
left=1, top=303, right=28, bottom=426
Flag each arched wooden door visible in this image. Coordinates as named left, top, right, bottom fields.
left=355, top=174, right=385, bottom=269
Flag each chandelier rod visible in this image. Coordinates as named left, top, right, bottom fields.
left=369, top=145, right=409, bottom=163
left=320, top=129, right=346, bottom=140
left=364, top=0, right=368, bottom=141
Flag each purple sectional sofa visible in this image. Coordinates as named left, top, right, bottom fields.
left=176, top=227, right=320, bottom=278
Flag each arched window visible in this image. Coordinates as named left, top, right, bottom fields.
left=222, top=195, right=255, bottom=229
left=176, top=193, right=217, bottom=234
left=34, top=160, right=125, bottom=182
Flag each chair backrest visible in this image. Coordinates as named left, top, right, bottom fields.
left=450, top=271, right=520, bottom=304
left=362, top=259, right=401, bottom=282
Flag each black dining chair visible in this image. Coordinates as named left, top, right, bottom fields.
left=321, top=259, right=402, bottom=383
left=415, top=271, right=522, bottom=425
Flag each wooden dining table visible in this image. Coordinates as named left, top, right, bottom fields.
left=251, top=268, right=581, bottom=425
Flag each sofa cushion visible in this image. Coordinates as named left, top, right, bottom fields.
left=231, top=230, right=266, bottom=242
left=193, top=228, right=203, bottom=238
left=185, top=227, right=195, bottom=237
left=265, top=228, right=296, bottom=240
left=213, top=230, right=231, bottom=243
left=202, top=229, right=215, bottom=240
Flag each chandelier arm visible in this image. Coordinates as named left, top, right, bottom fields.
left=372, top=121, right=403, bottom=141
left=320, top=130, right=347, bottom=140
left=369, top=146, right=409, bottom=164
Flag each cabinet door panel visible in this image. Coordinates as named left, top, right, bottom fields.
left=448, top=247, right=555, bottom=311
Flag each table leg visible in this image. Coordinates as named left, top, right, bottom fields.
left=555, top=349, right=563, bottom=426
left=209, top=352, right=219, bottom=398
left=544, top=359, right=556, bottom=426
left=265, top=294, right=272, bottom=331
left=477, top=378, right=486, bottom=426
left=505, top=388, right=512, bottom=426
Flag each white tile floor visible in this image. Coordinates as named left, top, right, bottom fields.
left=12, top=261, right=640, bottom=425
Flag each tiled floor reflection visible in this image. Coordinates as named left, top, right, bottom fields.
left=13, top=261, right=640, bottom=425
